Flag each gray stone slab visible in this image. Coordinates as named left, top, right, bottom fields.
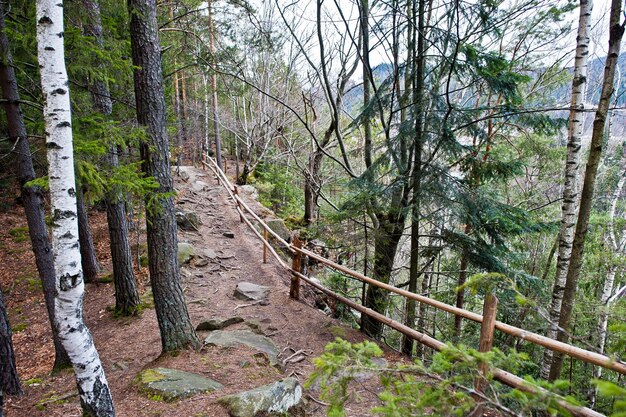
left=135, top=367, right=222, bottom=401
left=218, top=378, right=302, bottom=417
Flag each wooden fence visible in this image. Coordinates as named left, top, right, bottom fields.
left=201, top=156, right=625, bottom=417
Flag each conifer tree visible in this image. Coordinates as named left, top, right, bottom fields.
left=127, top=0, right=199, bottom=351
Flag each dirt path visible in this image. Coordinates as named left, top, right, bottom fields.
left=4, top=165, right=402, bottom=417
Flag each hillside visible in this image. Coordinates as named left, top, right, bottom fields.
left=0, top=165, right=404, bottom=417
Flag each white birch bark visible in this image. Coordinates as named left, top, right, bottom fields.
left=540, top=0, right=592, bottom=380
left=35, top=1, right=114, bottom=415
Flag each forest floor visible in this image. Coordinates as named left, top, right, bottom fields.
left=0, top=164, right=406, bottom=417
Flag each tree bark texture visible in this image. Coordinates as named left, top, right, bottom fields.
left=0, top=0, right=70, bottom=371
left=548, top=0, right=624, bottom=381
left=77, top=187, right=100, bottom=283
left=362, top=210, right=406, bottom=338
left=541, top=0, right=592, bottom=380
left=0, top=286, right=22, bottom=404
left=36, top=0, right=115, bottom=414
left=82, top=0, right=140, bottom=315
left=128, top=0, right=199, bottom=352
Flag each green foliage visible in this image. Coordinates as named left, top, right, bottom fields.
left=595, top=380, right=626, bottom=417
left=308, top=339, right=594, bottom=416
left=252, top=161, right=303, bottom=218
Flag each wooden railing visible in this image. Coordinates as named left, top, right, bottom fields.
left=201, top=156, right=624, bottom=417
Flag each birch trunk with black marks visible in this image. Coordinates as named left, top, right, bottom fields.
left=36, top=0, right=115, bottom=414
left=0, top=0, right=70, bottom=371
left=0, top=285, right=22, bottom=416
left=82, top=0, right=140, bottom=315
left=540, top=0, right=592, bottom=380
left=128, top=0, right=199, bottom=351
left=549, top=0, right=624, bottom=381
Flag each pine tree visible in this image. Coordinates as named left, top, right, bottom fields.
left=127, top=0, right=199, bottom=352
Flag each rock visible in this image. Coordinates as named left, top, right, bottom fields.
left=178, top=242, right=195, bottom=265
left=178, top=169, right=190, bottom=181
left=192, top=180, right=209, bottom=192
left=223, top=231, right=235, bottom=238
left=266, top=219, right=290, bottom=242
left=112, top=361, right=129, bottom=371
left=196, top=317, right=244, bottom=331
left=176, top=210, right=201, bottom=231
left=194, top=257, right=209, bottom=267
left=234, top=282, right=270, bottom=302
left=135, top=368, right=222, bottom=401
left=240, top=185, right=259, bottom=200
left=204, top=330, right=279, bottom=365
left=202, top=248, right=218, bottom=259
left=218, top=378, right=302, bottom=417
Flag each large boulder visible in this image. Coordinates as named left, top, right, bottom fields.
left=234, top=282, right=270, bottom=303
left=135, top=368, right=222, bottom=401
left=177, top=242, right=195, bottom=265
left=204, top=330, right=279, bottom=365
left=176, top=210, right=201, bottom=231
left=266, top=219, right=290, bottom=242
left=218, top=378, right=302, bottom=417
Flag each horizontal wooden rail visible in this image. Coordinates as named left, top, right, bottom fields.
left=201, top=155, right=626, bottom=375
left=294, top=245, right=626, bottom=375
left=291, top=268, right=604, bottom=417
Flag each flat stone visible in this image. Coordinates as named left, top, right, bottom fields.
left=178, top=242, right=195, bottom=265
left=218, top=378, right=302, bottom=417
left=135, top=367, right=222, bottom=401
left=204, top=330, right=279, bottom=365
left=234, top=282, right=270, bottom=302
left=196, top=317, right=244, bottom=331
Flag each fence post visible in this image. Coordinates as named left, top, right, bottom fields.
left=290, top=237, right=302, bottom=300
left=233, top=186, right=244, bottom=223
left=471, top=292, right=499, bottom=416
left=263, top=228, right=268, bottom=264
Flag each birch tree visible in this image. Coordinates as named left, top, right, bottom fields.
left=549, top=0, right=625, bottom=381
left=540, top=0, right=592, bottom=379
left=36, top=0, right=115, bottom=414
left=0, top=0, right=70, bottom=370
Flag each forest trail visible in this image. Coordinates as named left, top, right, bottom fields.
left=2, top=165, right=402, bottom=417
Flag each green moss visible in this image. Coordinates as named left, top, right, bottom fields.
left=99, top=274, right=114, bottom=283
left=24, top=378, right=42, bottom=386
left=12, top=322, right=27, bottom=332
left=27, top=278, right=42, bottom=291
left=9, top=226, right=28, bottom=237
left=328, top=325, right=347, bottom=339
left=135, top=369, right=167, bottom=384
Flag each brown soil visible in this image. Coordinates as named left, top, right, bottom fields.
left=1, top=165, right=404, bottom=417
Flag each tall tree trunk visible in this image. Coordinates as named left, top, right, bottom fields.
left=362, top=210, right=407, bottom=337
left=0, top=1, right=70, bottom=371
left=304, top=150, right=323, bottom=225
left=540, top=0, right=592, bottom=379
left=82, top=0, right=140, bottom=315
left=401, top=0, right=426, bottom=357
left=548, top=0, right=624, bottom=381
left=208, top=0, right=223, bottom=171
left=361, top=0, right=372, bottom=170
left=0, top=285, right=22, bottom=416
left=128, top=0, right=199, bottom=352
left=36, top=0, right=115, bottom=414
left=77, top=187, right=100, bottom=283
